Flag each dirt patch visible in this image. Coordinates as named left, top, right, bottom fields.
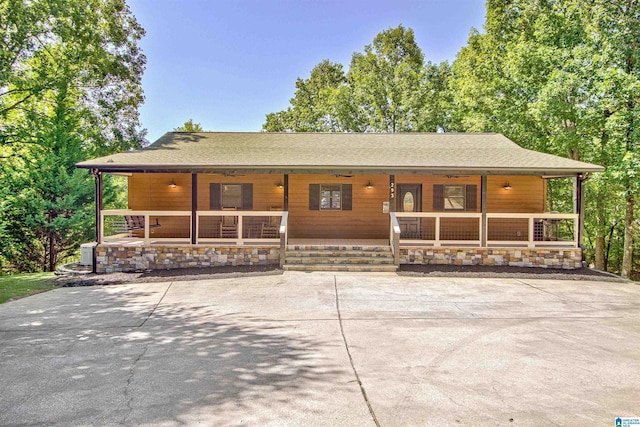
left=398, top=264, right=625, bottom=282
left=53, top=264, right=625, bottom=287
left=54, top=265, right=282, bottom=287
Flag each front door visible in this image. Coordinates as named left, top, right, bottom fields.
left=397, top=184, right=422, bottom=238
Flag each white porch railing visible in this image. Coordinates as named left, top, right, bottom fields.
left=486, top=213, right=578, bottom=248
left=101, top=209, right=285, bottom=245
left=393, top=212, right=578, bottom=248
left=389, top=212, right=401, bottom=266
left=196, top=211, right=284, bottom=245
left=395, top=212, right=482, bottom=247
left=101, top=209, right=192, bottom=244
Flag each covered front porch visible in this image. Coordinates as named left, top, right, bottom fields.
left=77, top=132, right=603, bottom=273
left=94, top=205, right=583, bottom=273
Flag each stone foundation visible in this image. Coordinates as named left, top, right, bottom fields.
left=400, top=247, right=583, bottom=269
left=96, top=245, right=280, bottom=273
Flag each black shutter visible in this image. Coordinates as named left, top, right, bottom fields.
left=309, top=184, right=320, bottom=210
left=342, top=184, right=352, bottom=211
left=210, top=184, right=221, bottom=210
left=433, top=184, right=444, bottom=211
left=242, top=184, right=253, bottom=210
left=466, top=185, right=477, bottom=212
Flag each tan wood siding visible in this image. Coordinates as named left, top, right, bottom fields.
left=196, top=174, right=285, bottom=211
left=486, top=175, right=545, bottom=213
left=395, top=175, right=481, bottom=212
left=395, top=175, right=544, bottom=213
left=288, top=174, right=389, bottom=239
left=127, top=173, right=546, bottom=240
left=128, top=173, right=192, bottom=210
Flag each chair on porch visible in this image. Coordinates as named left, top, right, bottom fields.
left=260, top=222, right=279, bottom=238
left=258, top=207, right=281, bottom=238
left=220, top=214, right=238, bottom=238
left=124, top=215, right=160, bottom=237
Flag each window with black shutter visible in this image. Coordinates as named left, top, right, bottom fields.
left=433, top=184, right=477, bottom=212
left=209, top=183, right=253, bottom=210
left=309, top=184, right=352, bottom=211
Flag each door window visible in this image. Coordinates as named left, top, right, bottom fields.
left=403, top=192, right=415, bottom=212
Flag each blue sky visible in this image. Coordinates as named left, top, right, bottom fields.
left=128, top=0, right=486, bottom=142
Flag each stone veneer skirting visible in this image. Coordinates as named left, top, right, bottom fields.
left=96, top=245, right=280, bottom=273
left=96, top=245, right=583, bottom=273
left=400, top=247, right=583, bottom=269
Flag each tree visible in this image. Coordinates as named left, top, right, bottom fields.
left=263, top=60, right=346, bottom=132
left=450, top=0, right=640, bottom=277
left=0, top=0, right=146, bottom=273
left=263, top=25, right=453, bottom=133
left=174, top=119, right=205, bottom=132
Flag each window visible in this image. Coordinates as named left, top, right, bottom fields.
left=433, top=184, right=477, bottom=212
left=321, top=184, right=342, bottom=210
left=444, top=185, right=465, bottom=210
left=222, top=184, right=242, bottom=209
left=309, top=184, right=352, bottom=211
left=210, top=183, right=253, bottom=210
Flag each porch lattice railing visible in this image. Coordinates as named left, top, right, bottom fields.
left=394, top=212, right=579, bottom=248
left=101, top=210, right=285, bottom=245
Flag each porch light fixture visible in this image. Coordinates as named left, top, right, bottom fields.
left=169, top=179, right=177, bottom=188
left=503, top=182, right=512, bottom=190
left=365, top=180, right=374, bottom=189
left=277, top=182, right=284, bottom=189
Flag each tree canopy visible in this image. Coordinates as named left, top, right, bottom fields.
left=263, top=25, right=452, bottom=133
left=174, top=119, right=205, bottom=132
left=0, top=0, right=146, bottom=273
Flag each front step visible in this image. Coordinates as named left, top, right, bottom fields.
left=283, top=244, right=398, bottom=272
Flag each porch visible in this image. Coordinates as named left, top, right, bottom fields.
left=94, top=209, right=583, bottom=273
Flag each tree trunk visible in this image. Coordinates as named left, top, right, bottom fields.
left=593, top=191, right=606, bottom=270
left=621, top=192, right=634, bottom=278
left=595, top=235, right=605, bottom=270
left=48, top=233, right=56, bottom=272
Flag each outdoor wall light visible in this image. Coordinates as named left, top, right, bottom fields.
left=277, top=182, right=284, bottom=189
left=169, top=179, right=177, bottom=188
left=503, top=182, right=512, bottom=190
left=365, top=180, right=374, bottom=189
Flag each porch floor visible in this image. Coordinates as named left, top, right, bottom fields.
left=288, top=239, right=389, bottom=246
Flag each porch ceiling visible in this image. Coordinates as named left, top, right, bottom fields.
left=77, top=132, right=604, bottom=177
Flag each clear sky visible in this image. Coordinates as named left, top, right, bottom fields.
left=128, top=0, right=487, bottom=142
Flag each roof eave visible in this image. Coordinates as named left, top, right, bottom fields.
left=76, top=163, right=605, bottom=176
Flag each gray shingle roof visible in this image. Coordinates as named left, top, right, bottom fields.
left=76, top=132, right=604, bottom=176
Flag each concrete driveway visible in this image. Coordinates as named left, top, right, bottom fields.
left=1, top=272, right=639, bottom=426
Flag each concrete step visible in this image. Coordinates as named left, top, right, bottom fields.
left=283, top=263, right=398, bottom=272
left=285, top=250, right=393, bottom=258
left=284, top=244, right=397, bottom=272
left=286, top=256, right=394, bottom=265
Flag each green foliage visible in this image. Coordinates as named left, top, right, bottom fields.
left=0, top=0, right=146, bottom=273
left=263, top=25, right=452, bottom=133
left=0, top=272, right=56, bottom=304
left=450, top=0, right=640, bottom=276
left=174, top=119, right=205, bottom=132
left=263, top=60, right=347, bottom=132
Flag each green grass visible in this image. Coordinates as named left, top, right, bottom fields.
left=0, top=272, right=57, bottom=304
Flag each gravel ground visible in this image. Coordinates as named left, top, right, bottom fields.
left=53, top=264, right=625, bottom=287
left=398, top=264, right=625, bottom=282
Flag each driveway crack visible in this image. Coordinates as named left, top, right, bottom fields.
left=123, top=281, right=172, bottom=425
left=138, top=282, right=173, bottom=327
left=122, top=343, right=150, bottom=426
left=334, top=277, right=380, bottom=427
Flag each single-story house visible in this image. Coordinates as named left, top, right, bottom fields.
left=76, top=132, right=604, bottom=273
